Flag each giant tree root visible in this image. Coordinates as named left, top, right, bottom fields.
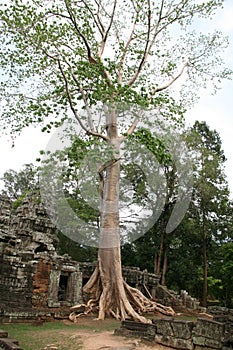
left=69, top=267, right=174, bottom=323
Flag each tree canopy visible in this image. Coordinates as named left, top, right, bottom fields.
left=0, top=0, right=231, bottom=136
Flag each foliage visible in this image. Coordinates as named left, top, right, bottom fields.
left=0, top=0, right=232, bottom=320
left=121, top=121, right=233, bottom=307
left=165, top=122, right=232, bottom=304
left=0, top=163, right=39, bottom=200
left=12, top=190, right=31, bottom=211
left=0, top=0, right=231, bottom=136
left=58, top=231, right=98, bottom=262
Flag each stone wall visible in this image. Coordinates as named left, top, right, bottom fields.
left=208, top=307, right=233, bottom=350
left=116, top=315, right=233, bottom=350
left=155, top=285, right=200, bottom=311
left=0, top=194, right=83, bottom=322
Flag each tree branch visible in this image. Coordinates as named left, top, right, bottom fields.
left=121, top=109, right=144, bottom=140
left=57, top=59, right=108, bottom=141
left=127, top=0, right=152, bottom=86
left=150, top=62, right=189, bottom=95
left=118, top=13, right=139, bottom=84
left=99, top=0, right=117, bottom=57
left=124, top=117, right=139, bottom=137
left=63, top=0, right=112, bottom=84
left=82, top=0, right=105, bottom=38
left=80, top=87, right=96, bottom=133
left=64, top=0, right=94, bottom=64
left=93, top=0, right=105, bottom=33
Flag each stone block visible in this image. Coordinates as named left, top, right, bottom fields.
left=171, top=320, right=194, bottom=340
left=192, top=335, right=222, bottom=349
left=119, top=321, right=156, bottom=342
left=0, top=337, right=23, bottom=350
left=154, top=334, right=194, bottom=350
left=194, top=346, right=215, bottom=350
left=153, top=318, right=174, bottom=336
left=193, top=318, right=225, bottom=340
left=0, top=331, right=8, bottom=338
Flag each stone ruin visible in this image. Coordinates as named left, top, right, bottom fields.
left=116, top=308, right=233, bottom=350
left=0, top=193, right=204, bottom=322
left=0, top=194, right=83, bottom=322
left=0, top=194, right=232, bottom=350
left=0, top=193, right=209, bottom=323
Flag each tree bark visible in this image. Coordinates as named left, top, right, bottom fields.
left=155, top=232, right=164, bottom=275
left=203, top=220, right=208, bottom=307
left=69, top=108, right=175, bottom=322
left=154, top=252, right=158, bottom=275
left=161, top=245, right=168, bottom=286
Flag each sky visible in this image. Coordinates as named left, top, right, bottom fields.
left=0, top=0, right=233, bottom=198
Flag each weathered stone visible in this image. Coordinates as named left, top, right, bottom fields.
left=192, top=335, right=222, bottom=349
left=154, top=334, right=194, bottom=350
left=153, top=318, right=174, bottom=336
left=116, top=315, right=233, bottom=350
left=171, top=320, right=194, bottom=340
left=193, top=318, right=225, bottom=341
left=192, top=318, right=226, bottom=349
left=0, top=337, right=23, bottom=350
left=0, top=194, right=84, bottom=321
left=153, top=318, right=194, bottom=340
left=0, top=331, right=8, bottom=339
left=117, top=320, right=156, bottom=342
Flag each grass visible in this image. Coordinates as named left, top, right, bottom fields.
left=1, top=321, right=82, bottom=350
left=0, top=313, right=199, bottom=349
left=0, top=318, right=120, bottom=350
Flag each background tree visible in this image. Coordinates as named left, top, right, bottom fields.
left=0, top=164, right=38, bottom=199
left=0, top=0, right=231, bottom=322
left=186, top=121, right=230, bottom=306
left=122, top=121, right=232, bottom=308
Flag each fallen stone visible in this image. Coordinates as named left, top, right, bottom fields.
left=0, top=331, right=8, bottom=338
left=154, top=334, right=193, bottom=350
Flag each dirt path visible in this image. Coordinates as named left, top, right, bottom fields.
left=76, top=330, right=166, bottom=350
left=59, top=317, right=168, bottom=350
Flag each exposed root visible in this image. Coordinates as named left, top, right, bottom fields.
left=124, top=282, right=174, bottom=316
left=69, top=266, right=174, bottom=323
left=69, top=299, right=97, bottom=323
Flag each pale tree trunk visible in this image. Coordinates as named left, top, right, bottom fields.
left=69, top=109, right=174, bottom=322
left=97, top=154, right=136, bottom=320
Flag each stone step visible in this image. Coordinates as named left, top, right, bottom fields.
left=122, top=320, right=155, bottom=331
left=0, top=331, right=8, bottom=339
left=0, top=338, right=23, bottom=350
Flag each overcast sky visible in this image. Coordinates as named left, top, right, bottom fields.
left=0, top=0, right=233, bottom=198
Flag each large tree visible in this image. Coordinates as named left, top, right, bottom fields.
left=0, top=0, right=231, bottom=322
left=186, top=121, right=231, bottom=306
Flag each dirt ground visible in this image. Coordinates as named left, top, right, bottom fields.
left=79, top=330, right=166, bottom=350
left=58, top=317, right=168, bottom=350
left=80, top=332, right=164, bottom=350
